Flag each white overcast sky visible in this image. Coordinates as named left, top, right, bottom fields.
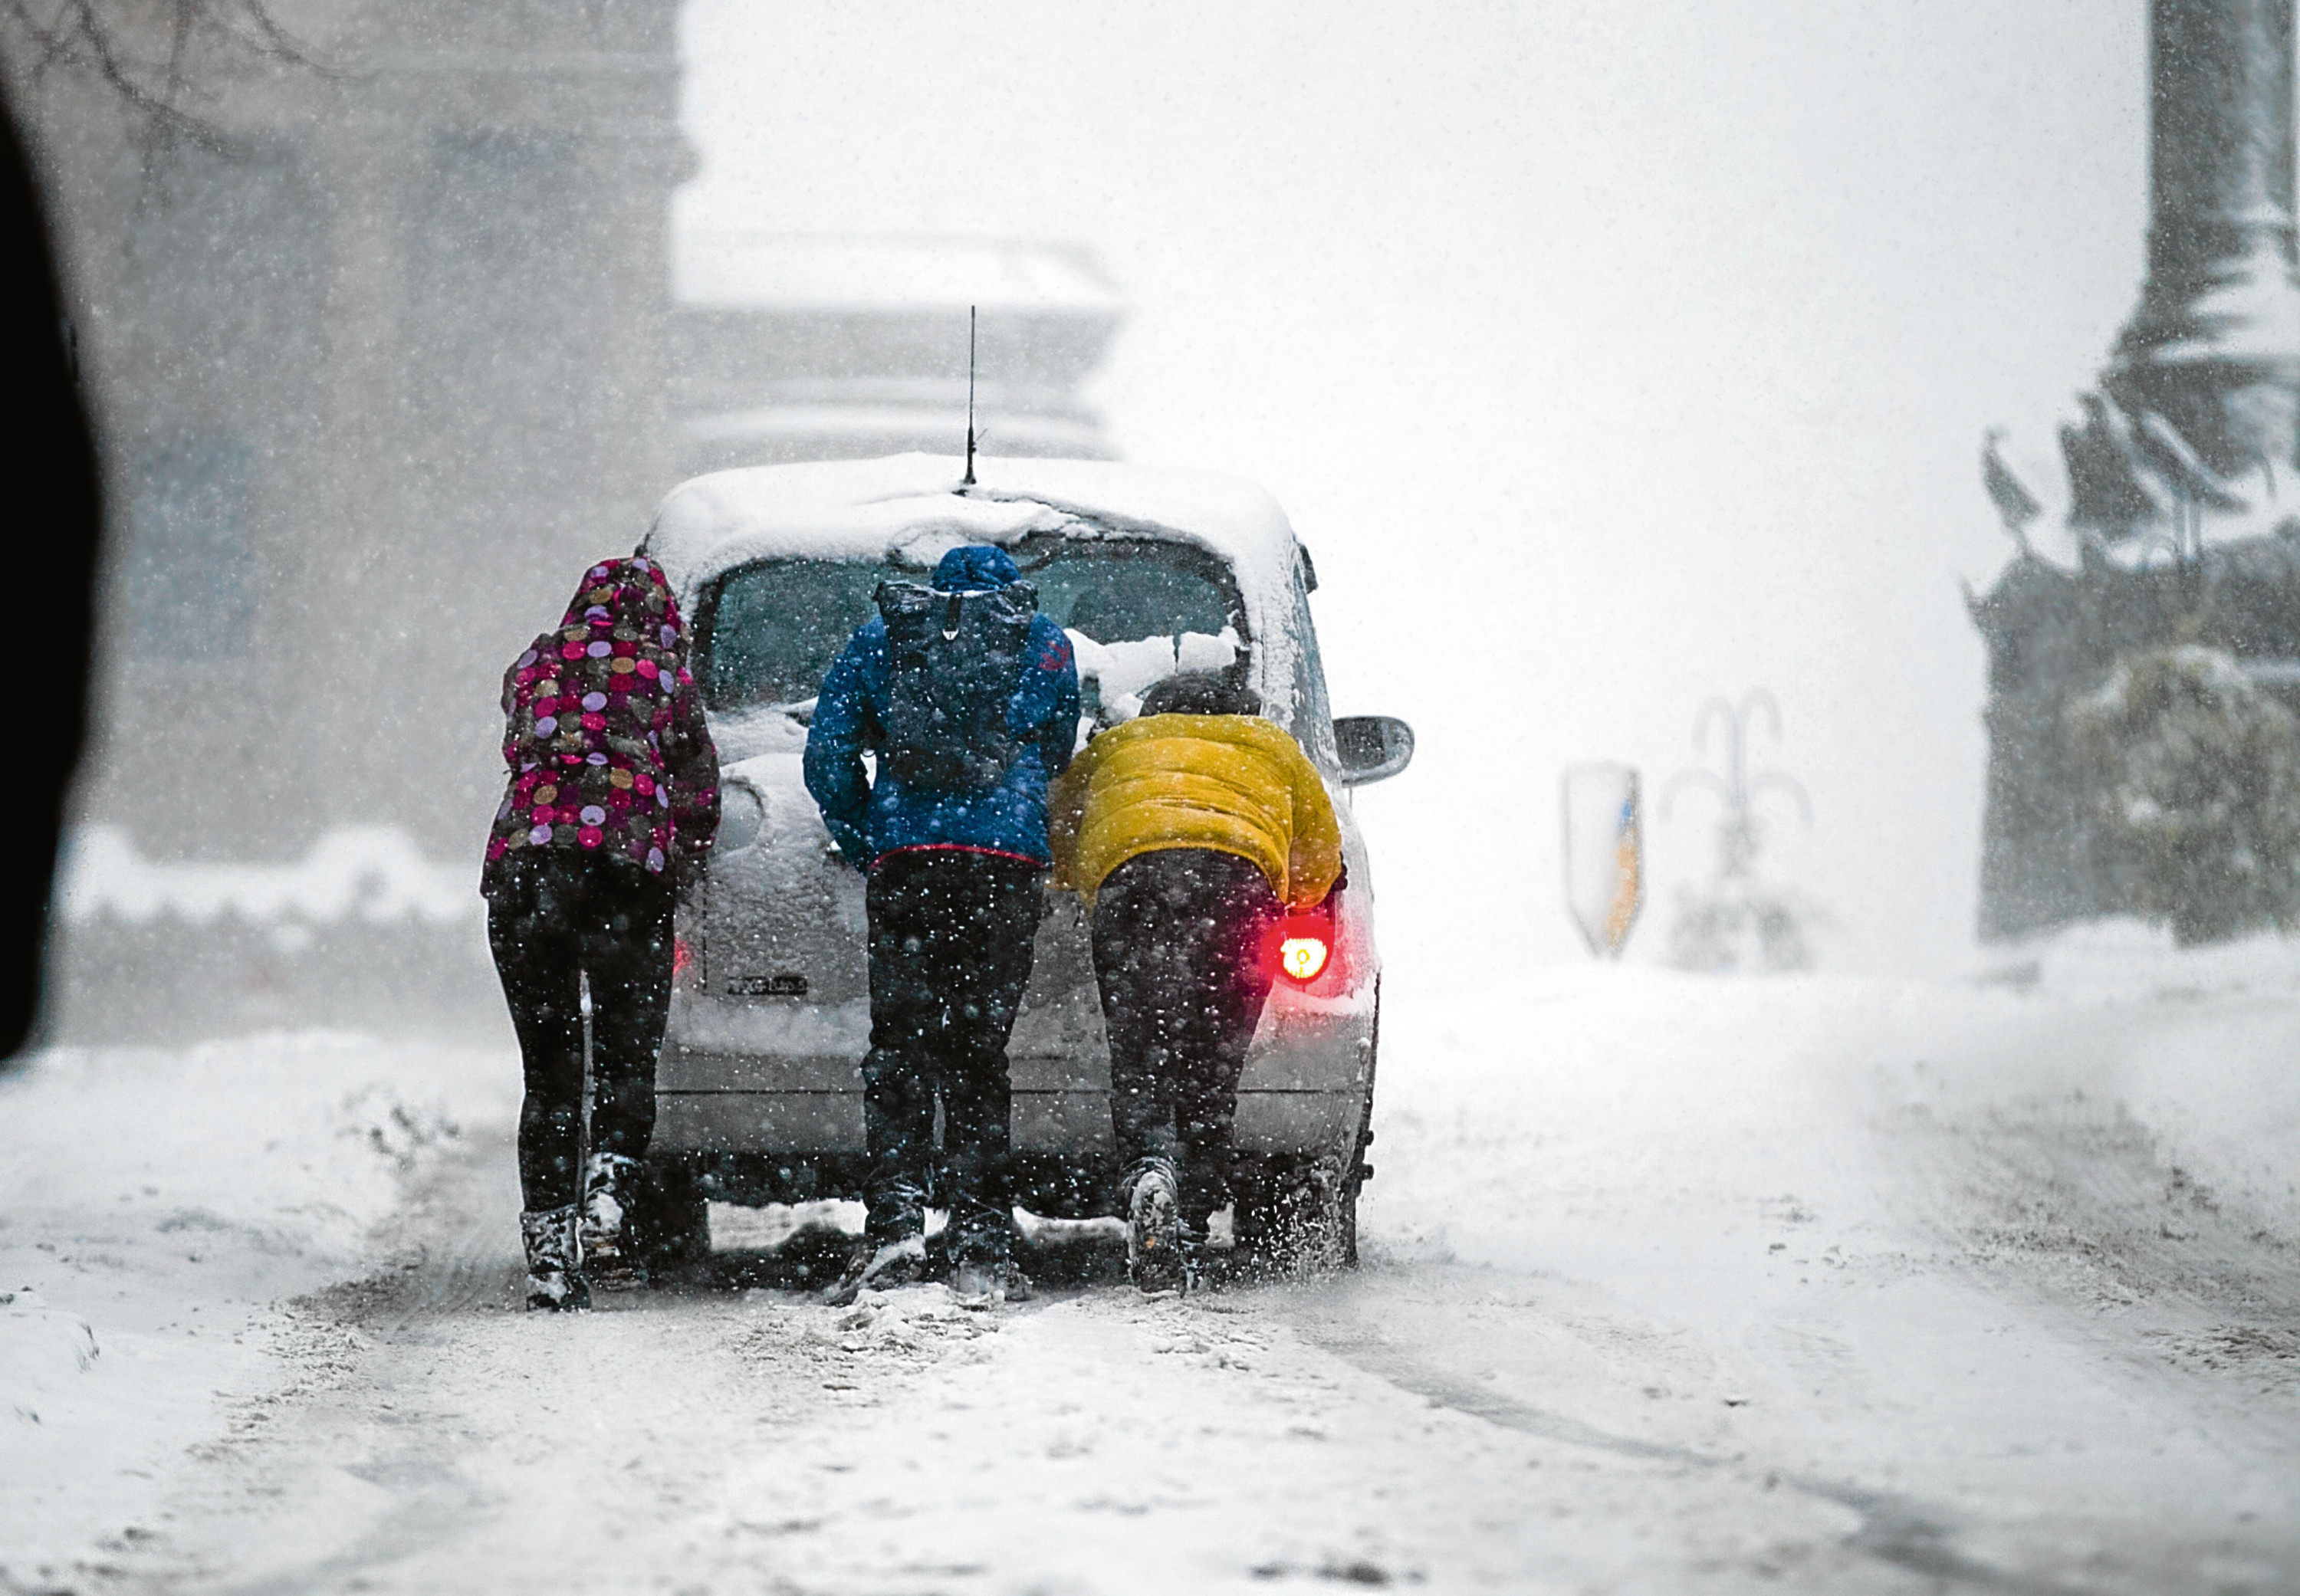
left=677, top=1, right=2151, bottom=974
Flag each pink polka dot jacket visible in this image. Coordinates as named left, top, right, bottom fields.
left=481, top=556, right=721, bottom=894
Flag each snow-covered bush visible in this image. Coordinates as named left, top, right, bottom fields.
left=2065, top=645, right=2300, bottom=945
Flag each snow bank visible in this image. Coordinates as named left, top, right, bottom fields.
left=44, top=827, right=499, bottom=1043
left=57, top=824, right=480, bottom=927
left=1969, top=919, right=2300, bottom=1229
left=0, top=1033, right=516, bottom=1587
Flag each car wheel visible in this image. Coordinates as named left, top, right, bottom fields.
left=632, top=1156, right=711, bottom=1281
left=1235, top=1149, right=1354, bottom=1275
left=1234, top=980, right=1378, bottom=1277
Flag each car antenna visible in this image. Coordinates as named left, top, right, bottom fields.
left=962, top=304, right=978, bottom=488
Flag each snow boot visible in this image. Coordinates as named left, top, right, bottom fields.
left=1124, top=1157, right=1188, bottom=1294
left=521, top=1206, right=589, bottom=1312
left=820, top=1233, right=928, bottom=1307
left=580, top=1152, right=643, bottom=1292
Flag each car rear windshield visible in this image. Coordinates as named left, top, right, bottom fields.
left=699, top=537, right=1246, bottom=712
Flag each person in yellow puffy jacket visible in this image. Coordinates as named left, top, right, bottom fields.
left=1047, top=672, right=1343, bottom=1290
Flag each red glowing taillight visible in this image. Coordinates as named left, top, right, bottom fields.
left=673, top=936, right=693, bottom=976
left=1277, top=934, right=1330, bottom=983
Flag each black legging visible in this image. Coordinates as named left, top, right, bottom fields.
left=487, top=852, right=675, bottom=1212
left=860, top=848, right=1043, bottom=1263
left=1092, top=848, right=1281, bottom=1231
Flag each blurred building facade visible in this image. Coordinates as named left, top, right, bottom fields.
left=8, top=2, right=688, bottom=864
left=669, top=232, right=1120, bottom=478
left=10, top=9, right=1130, bottom=1041
left=11, top=12, right=1125, bottom=898
left=1974, top=0, right=2300, bottom=937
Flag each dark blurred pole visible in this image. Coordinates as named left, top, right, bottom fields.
left=2108, top=0, right=2300, bottom=474
left=0, top=97, right=100, bottom=1061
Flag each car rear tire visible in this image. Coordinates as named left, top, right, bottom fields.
left=1233, top=978, right=1378, bottom=1276
left=1234, top=1146, right=1358, bottom=1275
left=632, top=1156, right=711, bottom=1281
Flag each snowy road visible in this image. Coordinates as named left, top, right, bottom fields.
left=7, top=931, right=2300, bottom=1594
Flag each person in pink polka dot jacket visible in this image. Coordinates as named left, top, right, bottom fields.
left=481, top=555, right=720, bottom=1311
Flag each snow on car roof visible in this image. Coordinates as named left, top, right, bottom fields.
left=642, top=452, right=1306, bottom=622
left=642, top=452, right=1318, bottom=733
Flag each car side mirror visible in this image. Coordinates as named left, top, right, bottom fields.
left=1335, top=715, right=1414, bottom=786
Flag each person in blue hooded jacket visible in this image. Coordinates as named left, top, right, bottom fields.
left=804, top=544, right=1079, bottom=1305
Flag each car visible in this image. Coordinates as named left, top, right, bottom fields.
left=632, top=453, right=1414, bottom=1273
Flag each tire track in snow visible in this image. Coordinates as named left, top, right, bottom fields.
left=91, top=1134, right=878, bottom=1595
left=172, top=1135, right=531, bottom=1596
left=1282, top=1287, right=2056, bottom=1595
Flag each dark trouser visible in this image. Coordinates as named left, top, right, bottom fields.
left=1092, top=849, right=1282, bottom=1233
left=862, top=848, right=1044, bottom=1263
left=488, top=852, right=675, bottom=1213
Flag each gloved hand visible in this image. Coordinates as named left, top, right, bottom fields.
left=671, top=849, right=710, bottom=905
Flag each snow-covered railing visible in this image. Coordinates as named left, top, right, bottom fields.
left=55, top=825, right=480, bottom=927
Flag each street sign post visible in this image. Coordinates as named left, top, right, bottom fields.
left=1562, top=762, right=1644, bottom=959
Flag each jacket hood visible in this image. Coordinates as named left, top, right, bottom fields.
left=932, top=544, right=1020, bottom=593
left=559, top=555, right=682, bottom=644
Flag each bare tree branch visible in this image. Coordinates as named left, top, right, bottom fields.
left=0, top=0, right=331, bottom=153
left=216, top=0, right=324, bottom=73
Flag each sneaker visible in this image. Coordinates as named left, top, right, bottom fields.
left=1125, top=1158, right=1186, bottom=1295
left=820, top=1233, right=927, bottom=1307
left=580, top=1152, right=644, bottom=1290
left=521, top=1206, right=590, bottom=1312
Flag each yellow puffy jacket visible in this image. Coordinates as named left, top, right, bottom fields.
left=1048, top=713, right=1344, bottom=908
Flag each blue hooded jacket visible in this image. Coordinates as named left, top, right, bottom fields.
left=804, top=545, right=1081, bottom=868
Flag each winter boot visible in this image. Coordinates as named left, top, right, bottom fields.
left=1124, top=1157, right=1188, bottom=1294
left=580, top=1152, right=644, bottom=1292
left=821, top=1233, right=928, bottom=1307
left=521, top=1206, right=589, bottom=1312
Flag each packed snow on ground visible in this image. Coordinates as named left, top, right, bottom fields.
left=5, top=921, right=2299, bottom=1591
left=1368, top=928, right=2300, bottom=1552
left=0, top=1033, right=514, bottom=1587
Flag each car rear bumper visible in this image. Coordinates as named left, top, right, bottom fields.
left=655, top=984, right=1374, bottom=1158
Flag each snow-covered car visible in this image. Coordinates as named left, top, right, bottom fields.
left=633, top=455, right=1414, bottom=1269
